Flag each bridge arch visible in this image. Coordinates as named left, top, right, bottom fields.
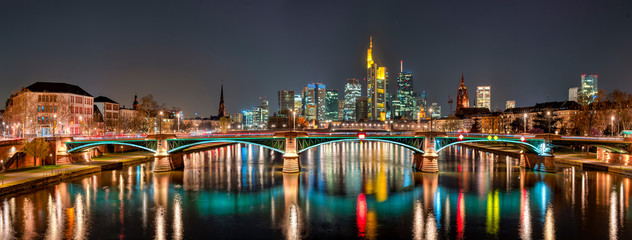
left=435, top=139, right=544, bottom=155
left=297, top=138, right=424, bottom=154
left=167, top=140, right=286, bottom=154
left=67, top=141, right=157, bottom=153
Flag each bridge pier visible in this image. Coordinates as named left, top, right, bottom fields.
left=421, top=148, right=439, bottom=173
left=282, top=133, right=300, bottom=173
left=521, top=151, right=556, bottom=173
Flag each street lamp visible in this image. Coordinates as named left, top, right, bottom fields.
left=79, top=116, right=83, bottom=136
left=547, top=111, right=551, bottom=142
left=611, top=115, right=615, bottom=136
left=292, top=111, right=296, bottom=131
left=159, top=111, right=163, bottom=134
left=176, top=113, right=181, bottom=133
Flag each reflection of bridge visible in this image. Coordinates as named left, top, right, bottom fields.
left=56, top=131, right=632, bottom=173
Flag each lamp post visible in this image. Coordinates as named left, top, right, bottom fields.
left=176, top=113, right=181, bottom=133
left=53, top=114, right=57, bottom=137
left=611, top=115, right=615, bottom=136
left=292, top=111, right=296, bottom=131
left=523, top=113, right=527, bottom=134
left=429, top=108, right=434, bottom=132
left=547, top=111, right=551, bottom=142
left=79, top=116, right=83, bottom=136
left=159, top=111, right=163, bottom=134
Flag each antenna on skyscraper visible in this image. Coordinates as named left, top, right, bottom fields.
left=400, top=60, right=403, bottom=73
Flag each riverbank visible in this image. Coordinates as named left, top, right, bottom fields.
left=461, top=143, right=632, bottom=177
left=0, top=152, right=153, bottom=197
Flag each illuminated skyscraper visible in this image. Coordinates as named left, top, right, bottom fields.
left=579, top=74, right=598, bottom=104
left=325, top=89, right=339, bottom=121
left=505, top=100, right=515, bottom=110
left=277, top=90, right=294, bottom=116
left=343, top=78, right=361, bottom=121
left=430, top=102, right=441, bottom=118
left=414, top=91, right=427, bottom=120
left=366, top=37, right=388, bottom=121
left=456, top=73, right=469, bottom=111
left=302, top=83, right=326, bottom=121
left=396, top=60, right=415, bottom=119
left=476, top=86, right=491, bottom=110
left=293, top=94, right=302, bottom=116
left=568, top=87, right=578, bottom=102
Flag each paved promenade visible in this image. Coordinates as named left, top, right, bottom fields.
left=0, top=152, right=153, bottom=196
left=464, top=143, right=632, bottom=176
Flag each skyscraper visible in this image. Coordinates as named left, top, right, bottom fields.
left=456, top=73, right=469, bottom=111
left=414, top=91, right=427, bottom=120
left=277, top=90, right=294, bottom=116
left=476, top=86, right=491, bottom=110
left=430, top=102, right=441, bottom=118
left=568, top=87, right=578, bottom=102
left=579, top=74, right=598, bottom=104
left=343, top=78, right=361, bottom=121
left=325, top=89, right=339, bottom=121
left=293, top=94, right=302, bottom=116
left=396, top=60, right=415, bottom=119
left=302, top=83, right=326, bottom=121
left=506, top=100, right=515, bottom=109
left=366, top=37, right=388, bottom=121
left=356, top=97, right=369, bottom=121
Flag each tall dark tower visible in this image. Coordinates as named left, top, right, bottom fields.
left=218, top=84, right=225, bottom=117
left=132, top=94, right=139, bottom=110
left=456, top=73, right=469, bottom=111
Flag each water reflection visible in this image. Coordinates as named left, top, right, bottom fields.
left=0, top=142, right=629, bottom=239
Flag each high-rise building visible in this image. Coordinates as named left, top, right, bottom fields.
left=456, top=73, right=470, bottom=111
left=476, top=86, right=491, bottom=110
left=414, top=91, right=427, bottom=120
left=277, top=90, right=294, bottom=116
left=325, top=89, right=339, bottom=121
left=302, top=83, right=326, bottom=121
left=366, top=37, right=388, bottom=121
left=430, top=102, right=441, bottom=118
left=396, top=60, right=415, bottom=119
left=293, top=94, right=302, bottom=116
left=568, top=87, right=578, bottom=102
left=506, top=100, right=515, bottom=109
left=579, top=74, right=598, bottom=104
left=252, top=99, right=269, bottom=128
left=343, top=78, right=361, bottom=121
left=356, top=97, right=369, bottom=121
left=337, top=101, right=344, bottom=121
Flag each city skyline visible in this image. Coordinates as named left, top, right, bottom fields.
left=1, top=0, right=631, bottom=117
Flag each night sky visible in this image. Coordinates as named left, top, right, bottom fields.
left=1, top=0, right=631, bottom=117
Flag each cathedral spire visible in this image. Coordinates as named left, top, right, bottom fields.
left=218, top=84, right=225, bottom=117
left=132, top=94, right=139, bottom=110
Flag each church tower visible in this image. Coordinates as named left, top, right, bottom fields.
left=218, top=84, right=225, bottom=117
left=456, top=73, right=469, bottom=111
left=132, top=94, right=139, bottom=110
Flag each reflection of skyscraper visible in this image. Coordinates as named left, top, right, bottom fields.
left=579, top=74, right=598, bottom=104
left=476, top=86, right=491, bottom=110
left=456, top=73, right=469, bottom=111
left=396, top=60, right=415, bottom=119
left=366, top=37, right=388, bottom=121
left=325, top=89, right=339, bottom=121
left=344, top=78, right=361, bottom=121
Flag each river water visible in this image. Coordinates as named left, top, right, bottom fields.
left=0, top=142, right=630, bottom=239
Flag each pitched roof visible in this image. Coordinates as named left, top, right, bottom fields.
left=94, top=96, right=118, bottom=104
left=24, top=82, right=92, bottom=97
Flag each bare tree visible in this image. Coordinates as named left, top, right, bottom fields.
left=4, top=89, right=38, bottom=137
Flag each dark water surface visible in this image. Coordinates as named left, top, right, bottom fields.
left=0, top=142, right=631, bottom=239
